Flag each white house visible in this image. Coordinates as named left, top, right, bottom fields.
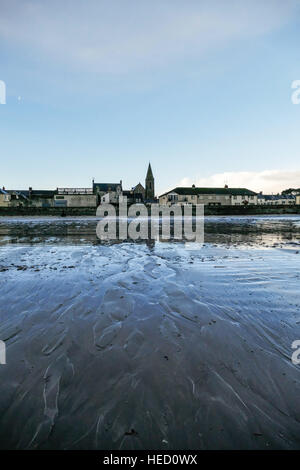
left=159, top=186, right=258, bottom=206
left=258, top=194, right=296, bottom=205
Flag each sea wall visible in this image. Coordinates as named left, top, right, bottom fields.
left=202, top=205, right=300, bottom=216
left=0, top=207, right=97, bottom=216
left=0, top=205, right=300, bottom=217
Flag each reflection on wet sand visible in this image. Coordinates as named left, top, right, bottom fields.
left=0, top=216, right=299, bottom=247
left=0, top=216, right=299, bottom=450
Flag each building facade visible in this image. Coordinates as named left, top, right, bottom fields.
left=55, top=188, right=97, bottom=207
left=257, top=194, right=296, bottom=205
left=132, top=183, right=145, bottom=199
left=93, top=181, right=122, bottom=206
left=6, top=189, right=55, bottom=207
left=159, top=187, right=258, bottom=206
left=0, top=189, right=10, bottom=207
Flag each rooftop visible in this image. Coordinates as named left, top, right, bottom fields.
left=159, top=187, right=258, bottom=197
left=7, top=189, right=56, bottom=198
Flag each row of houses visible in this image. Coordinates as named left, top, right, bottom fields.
left=1, top=185, right=299, bottom=208
left=0, top=164, right=157, bottom=209
left=257, top=194, right=297, bottom=205
left=158, top=186, right=300, bottom=206
left=159, top=186, right=257, bottom=206
left=0, top=184, right=141, bottom=208
left=1, top=166, right=300, bottom=208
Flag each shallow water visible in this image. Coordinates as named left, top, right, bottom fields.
left=0, top=216, right=299, bottom=449
left=0, top=215, right=299, bottom=247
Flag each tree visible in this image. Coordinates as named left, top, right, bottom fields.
left=282, top=188, right=300, bottom=195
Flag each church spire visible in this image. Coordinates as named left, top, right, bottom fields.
left=145, top=162, right=155, bottom=200
left=146, top=162, right=153, bottom=180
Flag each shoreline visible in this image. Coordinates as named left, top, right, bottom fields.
left=1, top=205, right=300, bottom=217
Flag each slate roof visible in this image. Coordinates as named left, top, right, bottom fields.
left=132, top=183, right=145, bottom=191
left=8, top=189, right=56, bottom=198
left=159, top=187, right=257, bottom=198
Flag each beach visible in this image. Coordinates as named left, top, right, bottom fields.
left=0, top=216, right=299, bottom=449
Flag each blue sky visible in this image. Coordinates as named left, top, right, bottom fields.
left=1, top=0, right=300, bottom=195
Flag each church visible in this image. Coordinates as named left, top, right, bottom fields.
left=130, top=163, right=155, bottom=202
left=93, top=163, right=156, bottom=205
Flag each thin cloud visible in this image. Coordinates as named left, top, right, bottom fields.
left=178, top=170, right=300, bottom=194
left=0, top=0, right=299, bottom=74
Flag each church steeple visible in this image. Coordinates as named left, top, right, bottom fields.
left=145, top=163, right=155, bottom=200
left=146, top=163, right=153, bottom=180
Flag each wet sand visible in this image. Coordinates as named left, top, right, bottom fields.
left=0, top=216, right=299, bottom=449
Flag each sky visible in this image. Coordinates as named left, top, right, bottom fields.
left=0, top=0, right=300, bottom=195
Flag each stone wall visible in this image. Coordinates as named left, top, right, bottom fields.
left=202, top=204, right=300, bottom=216
left=1, top=204, right=300, bottom=217
left=0, top=207, right=97, bottom=216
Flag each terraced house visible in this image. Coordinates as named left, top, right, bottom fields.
left=257, top=194, right=296, bottom=205
left=0, top=188, right=10, bottom=207
left=159, top=186, right=258, bottom=206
